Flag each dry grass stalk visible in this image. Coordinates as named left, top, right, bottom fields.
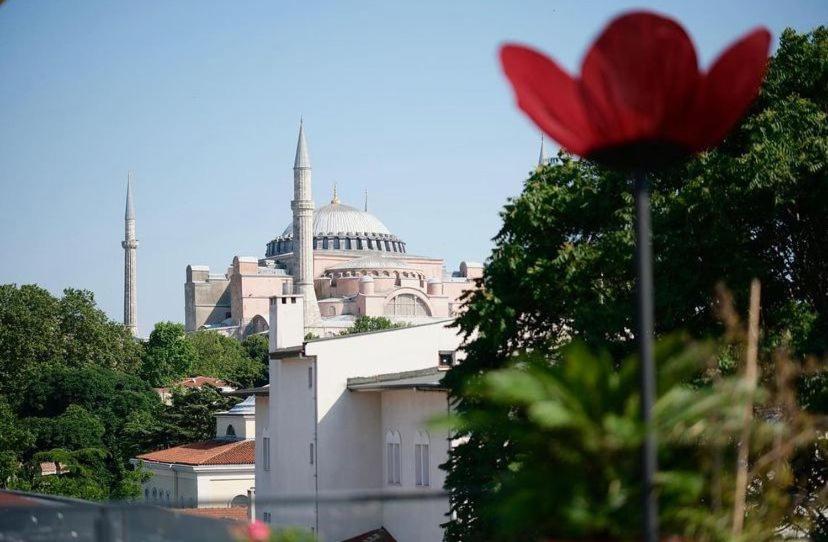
left=731, top=279, right=761, bottom=537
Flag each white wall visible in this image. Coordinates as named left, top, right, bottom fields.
left=380, top=389, right=449, bottom=542
left=254, top=394, right=271, bottom=516
left=306, top=320, right=460, bottom=541
left=264, top=356, right=317, bottom=532
left=138, top=463, right=220, bottom=509
left=216, top=414, right=256, bottom=440
left=194, top=466, right=255, bottom=508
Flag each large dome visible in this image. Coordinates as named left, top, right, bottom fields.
left=266, top=200, right=407, bottom=257
left=280, top=202, right=391, bottom=238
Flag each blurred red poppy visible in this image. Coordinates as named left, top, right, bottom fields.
left=500, top=11, right=771, bottom=170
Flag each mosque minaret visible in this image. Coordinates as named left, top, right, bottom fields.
left=122, top=171, right=138, bottom=336
left=291, top=120, right=322, bottom=326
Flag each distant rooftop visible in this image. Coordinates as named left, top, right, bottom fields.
left=137, top=440, right=254, bottom=466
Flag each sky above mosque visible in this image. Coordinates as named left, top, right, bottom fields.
left=0, top=0, right=825, bottom=335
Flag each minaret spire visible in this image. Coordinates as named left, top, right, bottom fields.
left=122, top=171, right=138, bottom=337
left=291, top=120, right=321, bottom=327
left=331, top=182, right=339, bottom=204
left=364, top=189, right=368, bottom=212
left=538, top=134, right=549, bottom=168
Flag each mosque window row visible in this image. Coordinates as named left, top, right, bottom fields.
left=266, top=235, right=407, bottom=257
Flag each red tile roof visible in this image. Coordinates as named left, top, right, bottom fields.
left=178, top=506, right=249, bottom=522
left=343, top=527, right=397, bottom=542
left=137, top=440, right=255, bottom=466
left=0, top=492, right=41, bottom=507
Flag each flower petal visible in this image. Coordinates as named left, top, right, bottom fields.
left=682, top=28, right=772, bottom=151
left=579, top=11, right=701, bottom=147
left=500, top=44, right=596, bottom=156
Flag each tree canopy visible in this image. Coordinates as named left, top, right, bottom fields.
left=0, top=285, right=259, bottom=501
left=444, top=27, right=827, bottom=541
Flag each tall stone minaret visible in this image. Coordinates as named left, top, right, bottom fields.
left=122, top=172, right=138, bottom=336
left=291, top=120, right=321, bottom=327
left=538, top=134, right=549, bottom=168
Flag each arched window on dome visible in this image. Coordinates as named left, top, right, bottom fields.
left=384, top=294, right=431, bottom=317
left=322, top=238, right=329, bottom=249
left=344, top=238, right=352, bottom=250
left=333, top=238, right=341, bottom=250
left=226, top=424, right=236, bottom=438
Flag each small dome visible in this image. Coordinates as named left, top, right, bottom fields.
left=227, top=396, right=255, bottom=415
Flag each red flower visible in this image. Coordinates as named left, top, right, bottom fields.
left=500, top=11, right=771, bottom=170
left=245, top=520, right=271, bottom=542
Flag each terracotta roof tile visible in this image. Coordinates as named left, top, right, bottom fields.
left=343, top=527, right=397, bottom=542
left=137, top=440, right=254, bottom=466
left=178, top=506, right=249, bottom=522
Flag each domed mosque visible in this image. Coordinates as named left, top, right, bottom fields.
left=184, top=122, right=483, bottom=337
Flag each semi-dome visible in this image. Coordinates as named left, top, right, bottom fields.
left=266, top=199, right=407, bottom=258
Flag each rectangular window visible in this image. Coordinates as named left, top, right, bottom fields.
left=310, top=443, right=314, bottom=464
left=415, top=445, right=422, bottom=486
left=438, top=350, right=456, bottom=368
left=415, top=443, right=430, bottom=486
left=263, top=512, right=271, bottom=523
left=262, top=437, right=271, bottom=471
left=394, top=443, right=401, bottom=484
left=386, top=443, right=401, bottom=484
left=308, top=366, right=313, bottom=388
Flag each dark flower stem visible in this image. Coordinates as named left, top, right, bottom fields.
left=633, top=170, right=659, bottom=542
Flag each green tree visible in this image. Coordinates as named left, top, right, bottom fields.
left=30, top=448, right=109, bottom=501
left=140, top=322, right=198, bottom=386
left=242, top=333, right=270, bottom=366
left=444, top=27, right=827, bottom=541
left=340, top=316, right=405, bottom=335
left=0, top=284, right=141, bottom=398
left=17, top=365, right=160, bottom=500
left=124, top=386, right=239, bottom=454
left=188, top=330, right=265, bottom=387
left=0, top=399, right=34, bottom=489
left=27, top=405, right=105, bottom=451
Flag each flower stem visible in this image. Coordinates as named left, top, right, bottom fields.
left=634, top=171, right=658, bottom=542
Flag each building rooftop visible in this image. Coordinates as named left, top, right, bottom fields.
left=178, top=506, right=248, bottom=523
left=137, top=440, right=255, bottom=466
left=347, top=367, right=446, bottom=392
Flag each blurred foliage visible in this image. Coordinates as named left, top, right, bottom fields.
left=446, top=336, right=823, bottom=540
left=444, top=27, right=827, bottom=541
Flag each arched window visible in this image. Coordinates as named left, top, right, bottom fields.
left=231, top=495, right=249, bottom=507
left=383, top=293, right=431, bottom=317
left=152, top=488, right=157, bottom=502
left=327, top=306, right=336, bottom=316
left=226, top=424, right=236, bottom=438
left=385, top=430, right=401, bottom=485
left=415, top=431, right=430, bottom=487
left=144, top=488, right=149, bottom=501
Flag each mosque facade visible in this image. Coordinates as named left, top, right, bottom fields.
left=184, top=122, right=482, bottom=337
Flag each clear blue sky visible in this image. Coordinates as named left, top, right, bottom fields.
left=1, top=1, right=824, bottom=336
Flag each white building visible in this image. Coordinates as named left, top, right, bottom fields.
left=133, top=396, right=257, bottom=513
left=248, top=292, right=462, bottom=541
